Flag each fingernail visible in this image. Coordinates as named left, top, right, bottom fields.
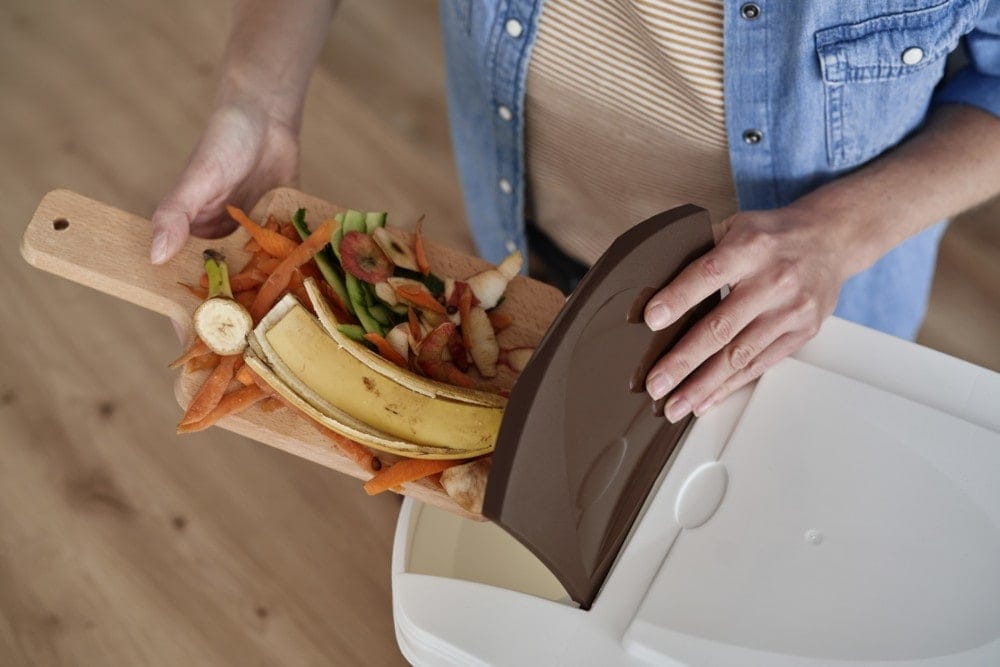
left=646, top=304, right=672, bottom=330
left=665, top=397, right=691, bottom=423
left=150, top=229, right=169, bottom=264
left=646, top=373, right=674, bottom=400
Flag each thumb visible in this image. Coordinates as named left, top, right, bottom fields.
left=150, top=199, right=192, bottom=265
left=150, top=165, right=221, bottom=264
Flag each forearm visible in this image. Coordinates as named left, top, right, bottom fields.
left=217, top=0, right=339, bottom=130
left=790, top=104, right=1000, bottom=279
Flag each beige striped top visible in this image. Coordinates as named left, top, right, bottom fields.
left=525, top=0, right=738, bottom=265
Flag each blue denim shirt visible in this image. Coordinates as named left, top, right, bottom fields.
left=437, top=0, right=1000, bottom=339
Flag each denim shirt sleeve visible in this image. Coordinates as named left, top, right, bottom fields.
left=933, top=0, right=1000, bottom=116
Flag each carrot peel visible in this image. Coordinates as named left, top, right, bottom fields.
left=179, top=354, right=240, bottom=426
left=364, top=333, right=408, bottom=368
left=250, top=219, right=335, bottom=321
left=176, top=385, right=265, bottom=434
left=364, top=459, right=459, bottom=495
left=226, top=205, right=298, bottom=259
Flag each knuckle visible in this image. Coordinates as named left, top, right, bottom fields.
left=699, top=256, right=724, bottom=282
left=707, top=313, right=736, bottom=345
left=804, top=320, right=822, bottom=339
left=790, top=295, right=820, bottom=322
left=747, top=358, right=769, bottom=381
left=671, top=356, right=692, bottom=377
left=728, top=342, right=755, bottom=370
left=745, top=228, right=775, bottom=253
left=774, top=261, right=801, bottom=292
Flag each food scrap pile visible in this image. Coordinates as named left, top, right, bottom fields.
left=171, top=205, right=533, bottom=513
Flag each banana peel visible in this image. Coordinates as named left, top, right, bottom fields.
left=303, top=279, right=505, bottom=408
left=245, top=294, right=503, bottom=459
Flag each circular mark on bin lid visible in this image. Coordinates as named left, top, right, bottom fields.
left=675, top=461, right=728, bottom=529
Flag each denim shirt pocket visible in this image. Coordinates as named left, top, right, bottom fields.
left=815, top=0, right=982, bottom=169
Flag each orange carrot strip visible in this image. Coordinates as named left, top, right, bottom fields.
left=487, top=310, right=514, bottom=332
left=413, top=214, right=431, bottom=276
left=280, top=222, right=300, bottom=241
left=185, top=353, right=220, bottom=373
left=179, top=282, right=208, bottom=300
left=235, top=289, right=257, bottom=310
left=407, top=308, right=422, bottom=342
left=226, top=205, right=298, bottom=259
left=179, top=355, right=240, bottom=426
left=395, top=284, right=446, bottom=315
left=363, top=459, right=459, bottom=495
left=243, top=238, right=261, bottom=253
left=311, top=421, right=380, bottom=472
left=168, top=338, right=210, bottom=369
left=256, top=257, right=281, bottom=274
left=265, top=215, right=279, bottom=232
left=176, top=385, right=265, bottom=434
left=364, top=333, right=408, bottom=368
left=459, top=284, right=473, bottom=352
left=260, top=397, right=284, bottom=413
left=250, top=220, right=335, bottom=322
left=199, top=272, right=264, bottom=292
left=235, top=364, right=255, bottom=386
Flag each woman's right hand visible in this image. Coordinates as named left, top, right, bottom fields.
left=149, top=98, right=299, bottom=264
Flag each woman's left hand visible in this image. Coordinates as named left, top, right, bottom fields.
left=643, top=204, right=850, bottom=421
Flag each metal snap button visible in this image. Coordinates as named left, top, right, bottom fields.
left=742, top=129, right=763, bottom=145
left=901, top=46, right=924, bottom=65
left=499, top=178, right=513, bottom=194
left=505, top=239, right=518, bottom=253
left=505, top=19, right=524, bottom=38
left=740, top=3, right=761, bottom=20
left=497, top=105, right=513, bottom=121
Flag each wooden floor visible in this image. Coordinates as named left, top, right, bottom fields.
left=0, top=1, right=997, bottom=665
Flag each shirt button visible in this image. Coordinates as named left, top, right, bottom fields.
left=505, top=239, right=518, bottom=253
left=742, top=129, right=763, bottom=145
left=505, top=19, right=524, bottom=38
left=499, top=178, right=513, bottom=194
left=740, top=3, right=761, bottom=20
left=901, top=47, right=924, bottom=65
left=497, top=104, right=513, bottom=121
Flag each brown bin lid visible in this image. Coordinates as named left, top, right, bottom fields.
left=482, top=205, right=718, bottom=609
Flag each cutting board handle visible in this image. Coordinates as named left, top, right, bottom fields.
left=20, top=189, right=248, bottom=340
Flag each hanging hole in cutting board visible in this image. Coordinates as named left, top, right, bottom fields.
left=52, top=218, right=69, bottom=231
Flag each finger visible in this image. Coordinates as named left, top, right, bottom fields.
left=686, top=330, right=811, bottom=420
left=149, top=201, right=190, bottom=265
left=644, top=246, right=746, bottom=331
left=150, top=155, right=227, bottom=264
left=711, top=214, right=736, bottom=244
left=668, top=312, right=790, bottom=418
left=645, top=281, right=777, bottom=401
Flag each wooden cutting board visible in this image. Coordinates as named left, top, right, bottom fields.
left=20, top=188, right=566, bottom=519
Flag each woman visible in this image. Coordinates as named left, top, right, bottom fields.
left=149, top=0, right=1000, bottom=420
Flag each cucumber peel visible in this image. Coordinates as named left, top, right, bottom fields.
left=346, top=273, right=385, bottom=334
left=291, top=208, right=352, bottom=313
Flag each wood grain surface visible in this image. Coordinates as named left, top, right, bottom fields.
left=22, top=187, right=565, bottom=519
left=1, top=1, right=997, bottom=666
